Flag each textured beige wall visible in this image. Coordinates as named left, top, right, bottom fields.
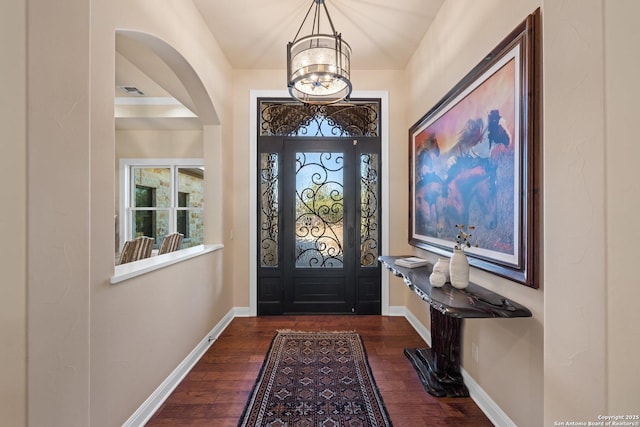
left=405, top=1, right=544, bottom=426
left=605, top=0, right=640, bottom=413
left=99, top=251, right=227, bottom=423
left=542, top=0, right=608, bottom=423
left=405, top=0, right=639, bottom=423
left=27, top=1, right=92, bottom=425
left=0, top=0, right=27, bottom=425
left=116, top=129, right=203, bottom=159
left=90, top=2, right=234, bottom=424
left=26, top=0, right=234, bottom=426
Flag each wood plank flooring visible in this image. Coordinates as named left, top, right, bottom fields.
left=146, top=315, right=493, bottom=426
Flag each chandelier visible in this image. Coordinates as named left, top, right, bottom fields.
left=286, top=0, right=352, bottom=105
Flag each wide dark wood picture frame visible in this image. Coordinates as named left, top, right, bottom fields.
left=408, top=8, right=541, bottom=288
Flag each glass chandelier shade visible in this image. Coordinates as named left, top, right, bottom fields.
left=287, top=0, right=352, bottom=105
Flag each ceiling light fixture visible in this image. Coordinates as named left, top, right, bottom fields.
left=287, top=0, right=352, bottom=105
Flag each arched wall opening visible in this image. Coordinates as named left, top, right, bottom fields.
left=114, top=30, right=223, bottom=259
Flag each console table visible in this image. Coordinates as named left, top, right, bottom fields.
left=379, top=255, right=532, bottom=397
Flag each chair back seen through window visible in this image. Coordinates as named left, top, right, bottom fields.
left=117, top=236, right=154, bottom=265
left=158, top=232, right=184, bottom=255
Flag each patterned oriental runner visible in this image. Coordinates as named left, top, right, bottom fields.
left=238, top=330, right=393, bottom=427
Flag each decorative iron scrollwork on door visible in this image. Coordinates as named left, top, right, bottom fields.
left=360, top=153, right=379, bottom=267
left=259, top=99, right=380, bottom=137
left=260, top=153, right=279, bottom=267
left=295, top=152, right=344, bottom=268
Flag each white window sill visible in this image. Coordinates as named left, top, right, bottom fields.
left=111, top=244, right=224, bottom=284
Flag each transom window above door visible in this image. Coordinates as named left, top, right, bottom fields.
left=259, top=98, right=380, bottom=137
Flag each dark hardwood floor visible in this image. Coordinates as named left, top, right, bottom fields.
left=146, top=315, right=493, bottom=426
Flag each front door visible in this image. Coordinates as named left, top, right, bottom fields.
left=282, top=139, right=356, bottom=313
left=257, top=99, right=382, bottom=315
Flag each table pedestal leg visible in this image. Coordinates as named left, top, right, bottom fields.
left=404, top=308, right=469, bottom=397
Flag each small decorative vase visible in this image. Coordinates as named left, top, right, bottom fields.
left=449, top=249, right=469, bottom=289
left=429, top=271, right=447, bottom=288
left=432, top=257, right=450, bottom=282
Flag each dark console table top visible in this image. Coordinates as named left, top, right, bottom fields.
left=379, top=255, right=532, bottom=319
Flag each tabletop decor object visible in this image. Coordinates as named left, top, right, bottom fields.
left=449, top=249, right=470, bottom=289
left=430, top=257, right=449, bottom=287
left=429, top=270, right=447, bottom=287
left=449, top=224, right=475, bottom=289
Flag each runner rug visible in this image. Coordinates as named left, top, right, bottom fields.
left=238, top=330, right=392, bottom=427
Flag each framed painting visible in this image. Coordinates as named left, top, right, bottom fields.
left=409, top=9, right=541, bottom=288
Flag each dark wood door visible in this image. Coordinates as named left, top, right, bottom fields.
left=257, top=137, right=381, bottom=315
left=282, top=138, right=356, bottom=313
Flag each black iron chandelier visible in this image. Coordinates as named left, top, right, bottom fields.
left=286, top=0, right=352, bottom=105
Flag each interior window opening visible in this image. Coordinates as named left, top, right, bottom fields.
left=117, top=159, right=204, bottom=264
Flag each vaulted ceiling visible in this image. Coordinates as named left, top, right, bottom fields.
left=115, top=0, right=444, bottom=130
left=192, top=0, right=444, bottom=70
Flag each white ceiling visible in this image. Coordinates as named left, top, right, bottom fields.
left=115, top=0, right=444, bottom=130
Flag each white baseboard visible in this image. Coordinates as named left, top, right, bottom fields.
left=462, top=370, right=517, bottom=427
left=125, top=305, right=514, bottom=427
left=233, top=306, right=252, bottom=317
left=121, top=308, right=236, bottom=427
left=386, top=305, right=407, bottom=318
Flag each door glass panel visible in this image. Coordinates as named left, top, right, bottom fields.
left=260, top=153, right=279, bottom=267
left=295, top=152, right=344, bottom=268
left=360, top=153, right=379, bottom=267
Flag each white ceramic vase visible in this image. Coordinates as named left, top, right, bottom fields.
left=449, top=249, right=469, bottom=289
left=432, top=257, right=450, bottom=282
left=429, top=271, right=447, bottom=288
